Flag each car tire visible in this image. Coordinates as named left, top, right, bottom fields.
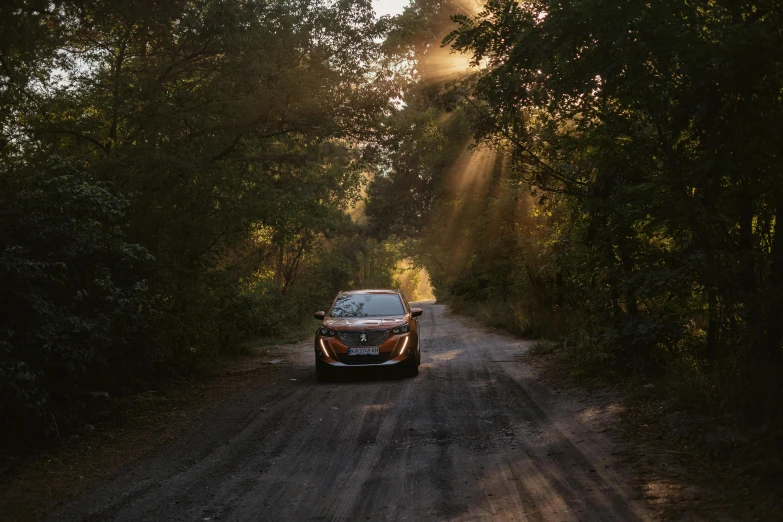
left=402, top=355, right=419, bottom=378
left=315, top=358, right=332, bottom=382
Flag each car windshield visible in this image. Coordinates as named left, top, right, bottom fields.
left=329, top=294, right=405, bottom=318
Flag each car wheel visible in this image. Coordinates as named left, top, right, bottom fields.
left=315, top=357, right=332, bottom=382
left=402, top=357, right=419, bottom=378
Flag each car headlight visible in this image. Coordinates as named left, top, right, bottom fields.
left=319, top=326, right=337, bottom=337
left=391, top=323, right=409, bottom=335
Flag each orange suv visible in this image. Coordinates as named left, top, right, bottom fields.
left=313, top=289, right=422, bottom=380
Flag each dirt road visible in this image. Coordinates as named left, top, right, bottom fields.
left=53, top=303, right=651, bottom=521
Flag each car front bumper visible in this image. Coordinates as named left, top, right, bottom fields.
left=315, top=333, right=416, bottom=367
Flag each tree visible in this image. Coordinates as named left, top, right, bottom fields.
left=0, top=160, right=153, bottom=444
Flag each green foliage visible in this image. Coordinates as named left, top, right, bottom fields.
left=366, top=88, right=472, bottom=238
left=0, top=160, right=154, bottom=445
left=355, top=0, right=783, bottom=430
left=0, top=0, right=415, bottom=448
left=432, top=0, right=783, bottom=421
left=664, top=355, right=715, bottom=411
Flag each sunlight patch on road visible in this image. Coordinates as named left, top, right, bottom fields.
left=573, top=402, right=625, bottom=438
left=361, top=403, right=396, bottom=414
left=429, top=349, right=464, bottom=362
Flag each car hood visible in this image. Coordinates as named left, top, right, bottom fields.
left=323, top=316, right=407, bottom=330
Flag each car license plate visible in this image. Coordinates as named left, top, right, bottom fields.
left=348, top=347, right=379, bottom=356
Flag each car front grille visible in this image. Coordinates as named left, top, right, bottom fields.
left=338, top=330, right=390, bottom=347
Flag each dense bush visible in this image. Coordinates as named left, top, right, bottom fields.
left=0, top=161, right=154, bottom=445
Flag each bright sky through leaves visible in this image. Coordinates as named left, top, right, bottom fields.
left=373, top=0, right=409, bottom=17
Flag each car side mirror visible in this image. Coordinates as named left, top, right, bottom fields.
left=411, top=308, right=423, bottom=317
left=314, top=311, right=325, bottom=320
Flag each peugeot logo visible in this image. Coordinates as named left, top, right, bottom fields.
left=360, top=333, right=367, bottom=343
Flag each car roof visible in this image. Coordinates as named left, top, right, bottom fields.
left=338, top=289, right=400, bottom=295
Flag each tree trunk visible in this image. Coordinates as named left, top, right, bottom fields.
left=739, top=196, right=756, bottom=292
left=108, top=27, right=131, bottom=153
left=765, top=204, right=783, bottom=363
left=738, top=194, right=764, bottom=358
left=706, top=288, right=719, bottom=360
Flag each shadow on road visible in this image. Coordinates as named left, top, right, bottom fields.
left=317, top=367, right=416, bottom=383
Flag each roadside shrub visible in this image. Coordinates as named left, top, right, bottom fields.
left=664, top=355, right=715, bottom=411
left=0, top=161, right=154, bottom=446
